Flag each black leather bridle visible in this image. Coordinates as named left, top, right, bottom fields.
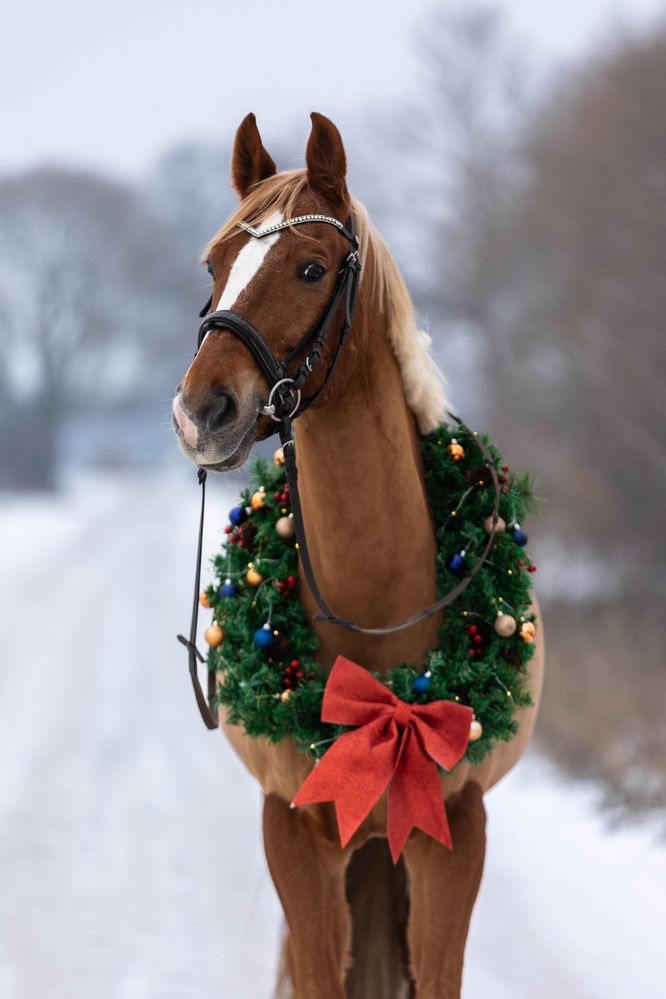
left=196, top=212, right=361, bottom=420
left=177, top=211, right=500, bottom=729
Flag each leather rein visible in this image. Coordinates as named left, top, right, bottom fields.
left=177, top=211, right=500, bottom=729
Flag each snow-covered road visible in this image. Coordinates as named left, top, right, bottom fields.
left=0, top=471, right=664, bottom=998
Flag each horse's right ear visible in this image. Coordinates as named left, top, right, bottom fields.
left=231, top=113, right=276, bottom=199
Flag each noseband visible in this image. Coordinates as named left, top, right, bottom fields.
left=178, top=211, right=501, bottom=729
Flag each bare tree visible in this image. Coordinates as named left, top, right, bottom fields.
left=0, top=168, right=187, bottom=489
left=450, top=24, right=666, bottom=568
left=393, top=9, right=666, bottom=573
left=352, top=4, right=532, bottom=307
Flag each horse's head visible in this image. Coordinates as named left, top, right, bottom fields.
left=172, top=112, right=355, bottom=471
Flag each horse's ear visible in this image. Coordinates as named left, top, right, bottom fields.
left=306, top=112, right=348, bottom=206
left=231, top=113, right=277, bottom=199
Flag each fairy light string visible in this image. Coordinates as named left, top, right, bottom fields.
left=201, top=423, right=539, bottom=762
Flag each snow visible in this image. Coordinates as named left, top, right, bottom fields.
left=0, top=470, right=664, bottom=998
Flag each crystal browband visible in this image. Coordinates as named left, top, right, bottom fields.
left=237, top=214, right=349, bottom=239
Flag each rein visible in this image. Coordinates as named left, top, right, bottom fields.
left=177, top=212, right=500, bottom=729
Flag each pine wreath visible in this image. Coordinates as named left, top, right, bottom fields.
left=203, top=423, right=539, bottom=765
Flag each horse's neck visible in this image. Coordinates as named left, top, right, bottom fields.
left=295, top=309, right=440, bottom=673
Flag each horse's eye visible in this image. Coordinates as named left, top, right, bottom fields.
left=298, top=261, right=326, bottom=282
left=207, top=261, right=215, bottom=278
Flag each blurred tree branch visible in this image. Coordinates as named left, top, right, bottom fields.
left=368, top=5, right=666, bottom=578
left=0, top=169, right=189, bottom=488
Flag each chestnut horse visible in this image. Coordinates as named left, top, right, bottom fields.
left=172, top=112, right=544, bottom=999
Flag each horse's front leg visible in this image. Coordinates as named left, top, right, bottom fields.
left=403, top=781, right=487, bottom=999
left=263, top=793, right=351, bottom=999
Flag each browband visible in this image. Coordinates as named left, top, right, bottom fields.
left=197, top=215, right=352, bottom=320
left=237, top=213, right=355, bottom=241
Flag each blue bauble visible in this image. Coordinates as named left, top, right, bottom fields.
left=511, top=526, right=529, bottom=547
left=448, top=552, right=465, bottom=572
left=412, top=674, right=432, bottom=693
left=253, top=626, right=275, bottom=651
left=229, top=505, right=247, bottom=527
left=220, top=579, right=237, bottom=598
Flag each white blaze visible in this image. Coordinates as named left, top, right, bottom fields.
left=214, top=209, right=283, bottom=312
left=198, top=210, right=283, bottom=350
left=179, top=210, right=285, bottom=450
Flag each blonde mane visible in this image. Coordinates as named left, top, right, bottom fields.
left=204, top=171, right=450, bottom=433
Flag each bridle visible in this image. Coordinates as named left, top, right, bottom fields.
left=196, top=213, right=362, bottom=420
left=177, top=211, right=501, bottom=729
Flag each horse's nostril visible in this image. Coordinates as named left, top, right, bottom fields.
left=204, top=385, right=239, bottom=433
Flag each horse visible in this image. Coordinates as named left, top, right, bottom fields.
left=172, top=111, right=544, bottom=999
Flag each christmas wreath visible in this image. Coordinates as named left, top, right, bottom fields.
left=201, top=423, right=539, bottom=765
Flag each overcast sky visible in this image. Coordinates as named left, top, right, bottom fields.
left=1, top=0, right=664, bottom=178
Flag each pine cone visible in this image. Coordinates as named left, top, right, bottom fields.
left=500, top=647, right=522, bottom=668
left=465, top=465, right=490, bottom=487
left=238, top=520, right=258, bottom=547
left=272, top=635, right=291, bottom=658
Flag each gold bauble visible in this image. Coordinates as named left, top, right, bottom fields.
left=494, top=612, right=517, bottom=637
left=484, top=514, right=506, bottom=535
left=204, top=624, right=224, bottom=647
left=275, top=515, right=295, bottom=539
left=519, top=620, right=536, bottom=644
left=200, top=591, right=211, bottom=608
left=469, top=719, right=483, bottom=742
left=251, top=489, right=266, bottom=510
left=280, top=689, right=291, bottom=702
left=246, top=566, right=263, bottom=587
left=273, top=447, right=285, bottom=466
left=448, top=441, right=465, bottom=461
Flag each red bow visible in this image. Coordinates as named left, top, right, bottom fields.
left=293, top=656, right=473, bottom=862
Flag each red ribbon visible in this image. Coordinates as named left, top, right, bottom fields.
left=293, top=656, right=473, bottom=862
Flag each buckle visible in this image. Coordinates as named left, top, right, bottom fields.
left=345, top=248, right=361, bottom=271
left=260, top=378, right=302, bottom=422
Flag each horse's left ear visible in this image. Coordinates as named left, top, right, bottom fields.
left=306, top=112, right=349, bottom=206
left=231, top=113, right=277, bottom=199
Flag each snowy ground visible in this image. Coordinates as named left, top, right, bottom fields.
left=0, top=470, right=664, bottom=999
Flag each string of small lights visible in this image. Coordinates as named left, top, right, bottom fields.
left=201, top=423, right=539, bottom=764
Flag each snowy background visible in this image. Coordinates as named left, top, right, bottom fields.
left=1, top=1, right=666, bottom=996
left=1, top=473, right=665, bottom=998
